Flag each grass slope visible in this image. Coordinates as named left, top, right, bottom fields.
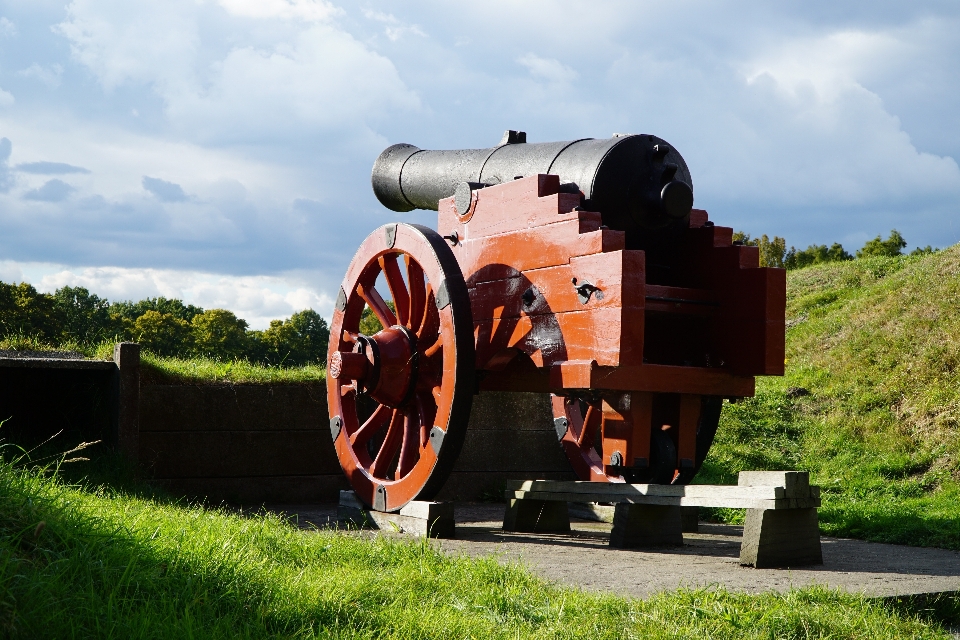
left=0, top=456, right=953, bottom=639
left=701, top=246, right=960, bottom=548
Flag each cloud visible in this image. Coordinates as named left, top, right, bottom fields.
left=0, top=88, right=13, bottom=107
left=55, top=0, right=419, bottom=146
left=16, top=161, right=91, bottom=175
left=142, top=176, right=188, bottom=202
left=0, top=137, right=13, bottom=192
left=23, top=179, right=76, bottom=202
left=0, top=17, right=16, bottom=37
left=218, top=0, right=338, bottom=22
left=17, top=63, right=64, bottom=88
left=27, top=263, right=334, bottom=328
left=361, top=9, right=426, bottom=41
left=517, top=53, right=578, bottom=84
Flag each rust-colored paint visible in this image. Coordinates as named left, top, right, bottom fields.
left=328, top=224, right=466, bottom=511
left=333, top=173, right=786, bottom=508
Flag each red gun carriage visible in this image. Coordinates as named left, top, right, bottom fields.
left=327, top=131, right=785, bottom=512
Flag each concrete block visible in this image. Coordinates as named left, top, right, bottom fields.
left=740, top=507, right=823, bottom=568
left=502, top=499, right=571, bottom=533
left=681, top=506, right=699, bottom=533
left=337, top=491, right=455, bottom=538
left=610, top=503, right=683, bottom=548
left=113, top=342, right=140, bottom=461
left=738, top=471, right=811, bottom=498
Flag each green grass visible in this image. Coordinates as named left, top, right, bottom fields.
left=0, top=454, right=954, bottom=638
left=139, top=353, right=325, bottom=385
left=0, top=336, right=326, bottom=385
left=700, top=246, right=960, bottom=548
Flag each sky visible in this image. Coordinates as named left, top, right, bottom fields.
left=0, top=0, right=958, bottom=328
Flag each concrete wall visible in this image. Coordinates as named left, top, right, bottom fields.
left=139, top=382, right=575, bottom=504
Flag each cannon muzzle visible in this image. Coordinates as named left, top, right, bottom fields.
left=371, top=130, right=694, bottom=241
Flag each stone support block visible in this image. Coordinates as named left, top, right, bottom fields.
left=337, top=491, right=455, bottom=538
left=740, top=507, right=823, bottom=568
left=610, top=503, right=683, bottom=548
left=502, top=498, right=571, bottom=533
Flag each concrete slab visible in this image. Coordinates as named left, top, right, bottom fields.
left=265, top=503, right=960, bottom=599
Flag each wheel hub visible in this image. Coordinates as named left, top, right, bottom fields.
left=331, top=326, right=418, bottom=408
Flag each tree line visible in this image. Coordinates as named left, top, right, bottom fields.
left=0, top=283, right=329, bottom=366
left=732, top=229, right=937, bottom=269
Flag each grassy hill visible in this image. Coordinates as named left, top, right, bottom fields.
left=701, top=245, right=960, bottom=548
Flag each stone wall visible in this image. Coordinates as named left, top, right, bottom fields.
left=139, top=382, right=575, bottom=504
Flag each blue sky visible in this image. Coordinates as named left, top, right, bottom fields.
left=0, top=0, right=958, bottom=327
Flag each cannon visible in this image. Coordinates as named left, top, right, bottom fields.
left=328, top=131, right=785, bottom=512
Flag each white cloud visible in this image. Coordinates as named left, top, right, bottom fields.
left=55, top=0, right=201, bottom=92
left=218, top=0, right=338, bottom=23
left=517, top=53, right=577, bottom=84
left=0, top=17, right=16, bottom=37
left=17, top=63, right=64, bottom=88
left=0, top=88, right=14, bottom=107
left=19, top=263, right=334, bottom=328
left=361, top=9, right=426, bottom=41
left=55, top=0, right=419, bottom=146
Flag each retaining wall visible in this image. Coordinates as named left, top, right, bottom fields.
left=139, top=382, right=574, bottom=504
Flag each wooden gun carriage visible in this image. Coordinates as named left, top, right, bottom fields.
left=327, top=131, right=785, bottom=512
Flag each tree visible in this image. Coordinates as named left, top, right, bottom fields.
left=111, top=297, right=203, bottom=323
left=54, top=286, right=118, bottom=343
left=784, top=243, right=853, bottom=270
left=857, top=230, right=907, bottom=259
left=133, top=310, right=193, bottom=357
left=191, top=309, right=249, bottom=360
left=252, top=309, right=330, bottom=366
left=732, top=232, right=787, bottom=268
left=289, top=309, right=329, bottom=362
left=0, top=282, right=64, bottom=341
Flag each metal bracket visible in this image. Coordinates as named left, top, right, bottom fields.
left=385, top=224, right=397, bottom=249
left=335, top=287, right=347, bottom=312
left=553, top=417, right=569, bottom=441
left=330, top=415, right=342, bottom=441
left=429, top=426, right=445, bottom=454
left=435, top=279, right=450, bottom=309
left=373, top=484, right=387, bottom=512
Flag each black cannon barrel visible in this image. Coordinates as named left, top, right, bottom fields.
left=371, top=130, right=695, bottom=240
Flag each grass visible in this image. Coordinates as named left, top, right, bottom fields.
left=0, top=452, right=954, bottom=639
left=138, top=353, right=325, bottom=385
left=699, top=246, right=960, bottom=548
left=0, top=336, right=326, bottom=385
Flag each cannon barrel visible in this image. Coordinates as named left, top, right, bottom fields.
left=371, top=130, right=694, bottom=240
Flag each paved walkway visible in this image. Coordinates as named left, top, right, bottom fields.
left=268, top=503, right=960, bottom=599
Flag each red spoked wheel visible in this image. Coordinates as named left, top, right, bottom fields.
left=328, top=223, right=474, bottom=512
left=552, top=394, right=723, bottom=485
left=552, top=395, right=625, bottom=483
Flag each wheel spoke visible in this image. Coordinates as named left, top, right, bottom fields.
left=396, top=409, right=420, bottom=477
left=422, top=335, right=443, bottom=358
left=370, top=409, right=403, bottom=478
left=351, top=403, right=391, bottom=446
left=416, top=396, right=430, bottom=447
left=577, top=403, right=600, bottom=450
left=405, top=256, right=426, bottom=332
left=416, top=283, right=434, bottom=338
left=379, top=254, right=410, bottom=327
left=358, top=284, right=397, bottom=329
